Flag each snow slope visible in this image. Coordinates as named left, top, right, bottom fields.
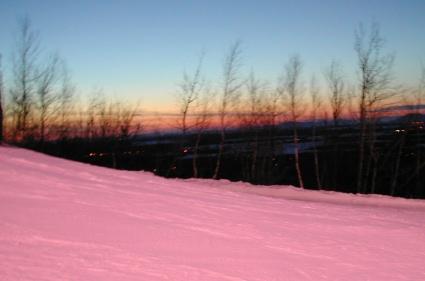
left=1, top=146, right=425, bottom=281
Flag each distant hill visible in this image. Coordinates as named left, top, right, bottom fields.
left=394, top=113, right=425, bottom=123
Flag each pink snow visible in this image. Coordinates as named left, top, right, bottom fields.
left=0, top=146, right=425, bottom=281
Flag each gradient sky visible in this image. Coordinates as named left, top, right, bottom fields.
left=0, top=0, right=424, bottom=113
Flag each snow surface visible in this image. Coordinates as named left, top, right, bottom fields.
left=1, top=146, right=425, bottom=281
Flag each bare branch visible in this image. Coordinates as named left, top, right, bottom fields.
left=213, top=41, right=243, bottom=179
left=10, top=16, right=41, bottom=141
left=324, top=60, right=345, bottom=126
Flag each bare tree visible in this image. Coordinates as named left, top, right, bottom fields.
left=390, top=128, right=405, bottom=196
left=309, top=75, right=322, bottom=189
left=57, top=62, right=75, bottom=139
left=10, top=17, right=40, bottom=141
left=256, top=78, right=285, bottom=184
left=176, top=54, right=204, bottom=136
left=241, top=72, right=268, bottom=182
left=36, top=54, right=60, bottom=143
left=98, top=96, right=114, bottom=138
left=85, top=90, right=103, bottom=140
left=112, top=101, right=140, bottom=169
left=324, top=60, right=345, bottom=127
left=213, top=41, right=243, bottom=179
left=414, top=66, right=425, bottom=112
left=324, top=60, right=346, bottom=188
left=116, top=101, right=140, bottom=139
left=412, top=66, right=425, bottom=195
left=168, top=55, right=205, bottom=176
left=192, top=87, right=213, bottom=178
left=354, top=22, right=395, bottom=193
left=283, top=55, right=304, bottom=188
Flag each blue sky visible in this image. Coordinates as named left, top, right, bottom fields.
left=0, top=0, right=424, bottom=111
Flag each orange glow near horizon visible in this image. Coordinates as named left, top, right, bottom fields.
left=4, top=100, right=423, bottom=140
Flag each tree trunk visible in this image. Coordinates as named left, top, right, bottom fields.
left=213, top=128, right=225, bottom=179
left=370, top=157, right=378, bottom=194
left=357, top=103, right=367, bottom=193
left=312, top=125, right=321, bottom=189
left=293, top=124, right=304, bottom=188
left=250, top=133, right=259, bottom=183
left=390, top=134, right=404, bottom=196
left=192, top=131, right=202, bottom=178
left=40, top=107, right=46, bottom=144
left=414, top=124, right=424, bottom=197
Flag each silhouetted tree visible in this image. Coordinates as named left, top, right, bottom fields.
left=412, top=66, right=425, bottom=195
left=10, top=17, right=40, bottom=141
left=309, top=75, right=322, bottom=189
left=390, top=127, right=405, bottom=196
left=259, top=78, right=284, bottom=184
left=283, top=55, right=304, bottom=188
left=354, top=22, right=394, bottom=193
left=240, top=72, right=268, bottom=182
left=85, top=90, right=103, bottom=139
left=98, top=96, right=114, bottom=138
left=192, top=87, right=213, bottom=178
left=325, top=60, right=345, bottom=127
left=116, top=101, right=140, bottom=139
left=36, top=54, right=60, bottom=143
left=324, top=60, right=346, bottom=188
left=57, top=62, right=75, bottom=139
left=176, top=54, right=204, bottom=136
left=168, top=54, right=205, bottom=176
left=213, top=41, right=243, bottom=179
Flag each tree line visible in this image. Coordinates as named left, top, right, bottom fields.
left=0, top=18, right=424, bottom=197
left=172, top=23, right=424, bottom=197
left=0, top=18, right=140, bottom=146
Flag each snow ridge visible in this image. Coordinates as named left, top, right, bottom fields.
left=1, top=146, right=425, bottom=280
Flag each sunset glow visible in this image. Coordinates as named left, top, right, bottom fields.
left=0, top=1, right=424, bottom=128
